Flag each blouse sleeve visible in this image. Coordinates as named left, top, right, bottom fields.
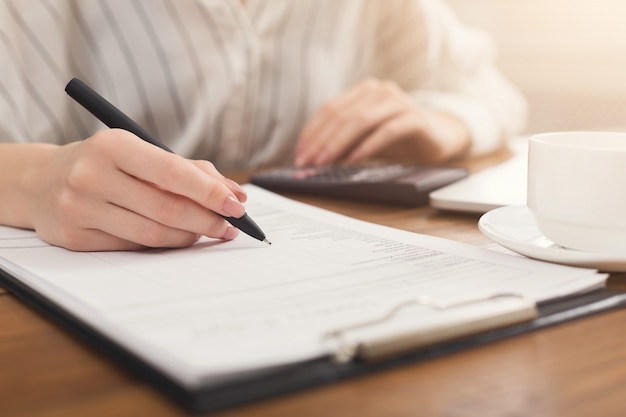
left=375, top=0, right=528, bottom=156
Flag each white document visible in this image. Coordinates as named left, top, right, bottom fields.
left=0, top=185, right=606, bottom=387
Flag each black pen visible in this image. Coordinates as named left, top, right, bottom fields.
left=65, top=77, right=270, bottom=245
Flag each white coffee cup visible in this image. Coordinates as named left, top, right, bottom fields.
left=527, top=131, right=626, bottom=253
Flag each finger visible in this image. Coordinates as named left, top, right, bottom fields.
left=295, top=81, right=376, bottom=166
left=35, top=203, right=148, bottom=251
left=346, top=110, right=426, bottom=164
left=309, top=96, right=411, bottom=166
left=191, top=159, right=247, bottom=203
left=79, top=230, right=148, bottom=251
left=98, top=168, right=235, bottom=239
left=89, top=200, right=236, bottom=248
left=40, top=200, right=198, bottom=252
left=53, top=193, right=203, bottom=249
left=96, top=130, right=245, bottom=218
left=100, top=204, right=228, bottom=248
left=297, top=80, right=373, bottom=149
left=49, top=228, right=147, bottom=252
left=295, top=80, right=412, bottom=167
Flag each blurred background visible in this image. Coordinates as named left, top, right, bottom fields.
left=448, top=0, right=626, bottom=134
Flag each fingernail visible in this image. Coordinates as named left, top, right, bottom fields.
left=222, top=226, right=239, bottom=241
left=225, top=178, right=246, bottom=197
left=222, top=195, right=245, bottom=217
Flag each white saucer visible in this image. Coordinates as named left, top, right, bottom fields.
left=478, top=205, right=626, bottom=272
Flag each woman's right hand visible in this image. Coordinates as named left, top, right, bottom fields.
left=8, top=129, right=247, bottom=251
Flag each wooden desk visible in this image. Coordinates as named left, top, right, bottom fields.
left=2, top=150, right=626, bottom=417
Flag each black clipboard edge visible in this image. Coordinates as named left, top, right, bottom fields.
left=1, top=267, right=625, bottom=413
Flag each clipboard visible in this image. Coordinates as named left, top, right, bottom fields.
left=2, top=267, right=625, bottom=413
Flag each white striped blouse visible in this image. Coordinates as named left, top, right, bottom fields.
left=0, top=0, right=526, bottom=170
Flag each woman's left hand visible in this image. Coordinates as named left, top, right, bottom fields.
left=294, top=78, right=471, bottom=167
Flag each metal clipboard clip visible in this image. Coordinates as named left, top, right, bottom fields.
left=324, top=293, right=537, bottom=363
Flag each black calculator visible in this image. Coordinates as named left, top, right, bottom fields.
left=250, top=164, right=468, bottom=207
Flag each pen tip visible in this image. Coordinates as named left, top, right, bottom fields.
left=263, top=238, right=272, bottom=245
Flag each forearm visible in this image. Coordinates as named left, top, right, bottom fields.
left=398, top=0, right=527, bottom=156
left=411, top=81, right=526, bottom=158
left=0, top=143, right=58, bottom=229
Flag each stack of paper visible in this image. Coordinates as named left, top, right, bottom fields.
left=0, top=186, right=608, bottom=390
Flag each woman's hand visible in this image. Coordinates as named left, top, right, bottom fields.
left=294, top=78, right=471, bottom=167
left=13, top=129, right=247, bottom=251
